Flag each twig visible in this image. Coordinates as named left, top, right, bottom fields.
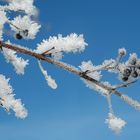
left=85, top=61, right=114, bottom=74
left=106, top=94, right=114, bottom=114
left=7, top=21, right=21, bottom=30
left=0, top=98, right=9, bottom=112
left=114, top=54, right=124, bottom=68
left=41, top=47, right=55, bottom=56
left=111, top=80, right=137, bottom=90
left=0, top=7, right=25, bottom=14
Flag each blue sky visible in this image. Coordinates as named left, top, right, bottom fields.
left=0, top=0, right=140, bottom=140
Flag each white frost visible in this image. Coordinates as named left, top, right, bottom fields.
left=38, top=61, right=57, bottom=89
left=36, top=33, right=87, bottom=60
left=105, top=95, right=126, bottom=134
left=0, top=11, right=8, bottom=40
left=10, top=15, right=41, bottom=39
left=82, top=79, right=110, bottom=96
left=2, top=41, right=29, bottom=75
left=121, top=94, right=140, bottom=111
left=79, top=60, right=102, bottom=80
left=127, top=53, right=137, bottom=65
left=0, top=74, right=28, bottom=119
left=79, top=61, right=111, bottom=96
left=105, top=113, right=126, bottom=134
left=2, top=0, right=38, bottom=16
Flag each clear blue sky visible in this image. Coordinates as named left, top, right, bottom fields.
left=0, top=0, right=140, bottom=140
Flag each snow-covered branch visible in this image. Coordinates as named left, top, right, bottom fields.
left=38, top=60, right=57, bottom=89
left=0, top=74, right=27, bottom=119
left=1, top=41, right=140, bottom=111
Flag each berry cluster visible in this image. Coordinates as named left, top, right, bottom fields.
left=121, top=54, right=140, bottom=81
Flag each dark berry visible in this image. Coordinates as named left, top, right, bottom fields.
left=16, top=33, right=23, bottom=40
left=131, top=71, right=138, bottom=78
left=122, top=76, right=128, bottom=81
left=123, top=68, right=132, bottom=77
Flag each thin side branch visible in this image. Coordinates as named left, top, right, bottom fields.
left=41, top=47, right=55, bottom=56
left=8, top=21, right=21, bottom=30
left=86, top=61, right=114, bottom=73
left=112, top=80, right=137, bottom=90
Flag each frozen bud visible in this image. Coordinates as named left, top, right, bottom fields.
left=128, top=53, right=137, bottom=65
left=131, top=70, right=138, bottom=78
left=118, top=48, right=126, bottom=56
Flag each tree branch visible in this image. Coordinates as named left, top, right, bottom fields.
left=0, top=41, right=140, bottom=110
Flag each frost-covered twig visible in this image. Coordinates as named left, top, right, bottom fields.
left=115, top=48, right=126, bottom=68
left=0, top=0, right=38, bottom=16
left=111, top=80, right=137, bottom=90
left=7, top=20, right=21, bottom=30
left=9, top=15, right=41, bottom=39
left=41, top=47, right=55, bottom=56
left=105, top=94, right=126, bottom=134
left=0, top=74, right=28, bottom=119
left=106, top=94, right=114, bottom=114
left=85, top=61, right=114, bottom=73
left=120, top=94, right=140, bottom=111
left=113, top=90, right=140, bottom=111
left=35, top=33, right=87, bottom=60
left=2, top=41, right=29, bottom=75
left=38, top=60, right=57, bottom=89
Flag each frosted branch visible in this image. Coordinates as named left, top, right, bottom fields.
left=38, top=61, right=57, bottom=89
left=121, top=94, right=140, bottom=111
left=35, top=33, right=87, bottom=60
left=0, top=0, right=38, bottom=16
left=2, top=41, right=29, bottom=75
left=10, top=15, right=41, bottom=39
left=0, top=74, right=28, bottom=119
